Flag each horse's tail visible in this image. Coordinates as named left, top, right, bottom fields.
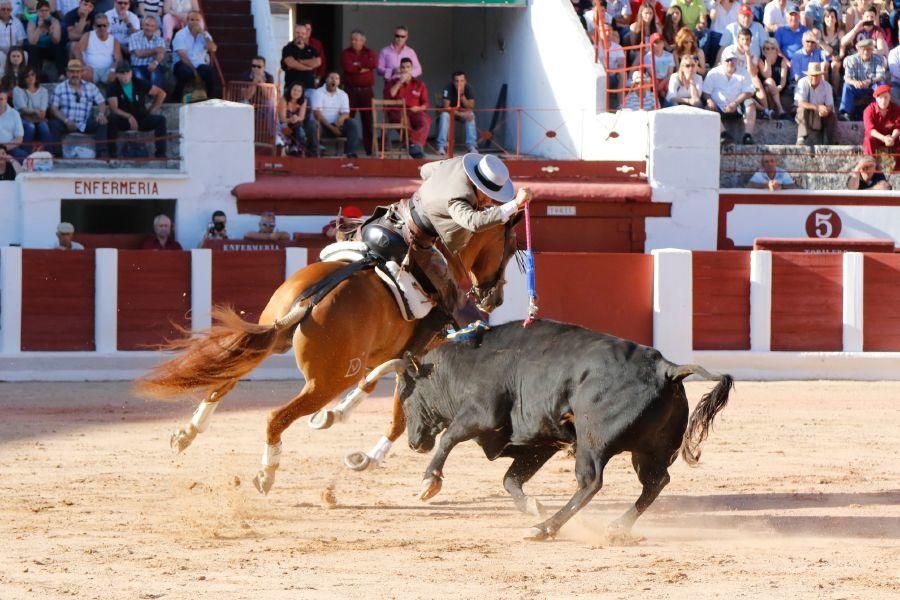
left=134, top=305, right=301, bottom=400
left=667, top=364, right=735, bottom=466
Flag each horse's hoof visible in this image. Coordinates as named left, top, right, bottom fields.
left=523, top=526, right=553, bottom=542
left=252, top=467, right=276, bottom=495
left=418, top=475, right=442, bottom=501
left=308, top=409, right=335, bottom=430
left=343, top=451, right=371, bottom=471
left=170, top=428, right=195, bottom=453
left=525, top=497, right=545, bottom=517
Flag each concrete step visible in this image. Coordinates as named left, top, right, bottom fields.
left=749, top=118, right=865, bottom=146
left=719, top=143, right=897, bottom=190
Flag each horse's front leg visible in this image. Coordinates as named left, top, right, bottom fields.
left=343, top=379, right=405, bottom=471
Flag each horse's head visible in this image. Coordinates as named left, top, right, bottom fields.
left=460, top=214, right=521, bottom=314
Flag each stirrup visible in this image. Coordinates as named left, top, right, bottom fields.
left=446, top=320, right=490, bottom=342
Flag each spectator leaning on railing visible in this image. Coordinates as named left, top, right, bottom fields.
left=847, top=154, right=891, bottom=190
left=54, top=222, right=84, bottom=250
left=746, top=152, right=800, bottom=190
left=245, top=211, right=289, bottom=242
left=142, top=213, right=182, bottom=249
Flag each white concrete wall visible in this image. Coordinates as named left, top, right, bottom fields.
left=645, top=106, right=721, bottom=251
left=0, top=181, right=19, bottom=246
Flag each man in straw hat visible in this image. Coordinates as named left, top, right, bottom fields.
left=406, top=153, right=531, bottom=339
left=48, top=58, right=108, bottom=157
left=794, top=61, right=837, bottom=145
left=840, top=38, right=886, bottom=121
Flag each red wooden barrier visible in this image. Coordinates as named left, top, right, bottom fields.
left=535, top=252, right=653, bottom=345
left=212, top=251, right=286, bottom=324
left=771, top=253, right=843, bottom=351
left=21, top=250, right=95, bottom=351
left=692, top=251, right=750, bottom=350
left=754, top=238, right=895, bottom=253
left=863, top=254, right=900, bottom=351
left=117, top=250, right=191, bottom=350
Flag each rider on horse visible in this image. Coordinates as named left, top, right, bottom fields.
left=405, top=153, right=532, bottom=339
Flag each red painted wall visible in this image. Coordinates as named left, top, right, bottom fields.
left=771, top=253, right=843, bottom=351
left=21, top=250, right=95, bottom=351
left=211, top=251, right=286, bottom=324
left=117, top=251, right=191, bottom=350
left=863, top=254, right=900, bottom=351
left=693, top=251, right=751, bottom=350
left=535, top=253, right=653, bottom=345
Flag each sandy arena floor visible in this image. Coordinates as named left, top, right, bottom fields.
left=0, top=379, right=899, bottom=599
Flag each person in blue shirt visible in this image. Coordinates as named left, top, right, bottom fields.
left=775, top=5, right=807, bottom=59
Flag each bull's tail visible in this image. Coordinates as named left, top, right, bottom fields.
left=134, top=305, right=305, bottom=400
left=668, top=364, right=734, bottom=466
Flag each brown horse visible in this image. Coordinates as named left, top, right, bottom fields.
left=135, top=218, right=520, bottom=494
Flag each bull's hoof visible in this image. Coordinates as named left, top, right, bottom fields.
left=525, top=497, right=546, bottom=517
left=344, top=451, right=372, bottom=471
left=170, top=427, right=196, bottom=453
left=523, top=526, right=554, bottom=542
left=418, top=475, right=442, bottom=501
left=308, top=409, right=335, bottom=430
left=252, top=466, right=277, bottom=495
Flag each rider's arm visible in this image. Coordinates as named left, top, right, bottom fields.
left=447, top=197, right=510, bottom=232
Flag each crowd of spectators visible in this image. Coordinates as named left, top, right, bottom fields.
left=277, top=21, right=479, bottom=158
left=0, top=0, right=218, bottom=158
left=589, top=0, right=900, bottom=155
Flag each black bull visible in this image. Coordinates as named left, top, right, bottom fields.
left=399, top=319, right=734, bottom=541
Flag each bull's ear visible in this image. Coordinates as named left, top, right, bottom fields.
left=406, top=355, right=422, bottom=378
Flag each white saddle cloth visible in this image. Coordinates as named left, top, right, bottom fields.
left=319, top=241, right=435, bottom=321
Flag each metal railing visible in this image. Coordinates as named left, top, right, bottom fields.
left=594, top=6, right=659, bottom=112
left=224, top=81, right=280, bottom=148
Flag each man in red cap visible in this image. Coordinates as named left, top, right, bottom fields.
left=863, top=84, right=900, bottom=164
left=719, top=5, right=767, bottom=58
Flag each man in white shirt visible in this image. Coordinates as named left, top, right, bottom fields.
left=703, top=46, right=757, bottom=143
left=55, top=222, right=85, bottom=250
left=172, top=11, right=218, bottom=102
left=0, top=0, right=27, bottom=72
left=309, top=71, right=361, bottom=158
left=763, top=0, right=789, bottom=33
left=105, top=0, right=139, bottom=49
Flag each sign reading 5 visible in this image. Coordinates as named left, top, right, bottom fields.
left=805, top=208, right=842, bottom=239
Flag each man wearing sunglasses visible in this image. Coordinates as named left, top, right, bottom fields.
left=377, top=25, right=421, bottom=82
left=703, top=46, right=757, bottom=144
left=104, top=0, right=139, bottom=49
left=48, top=58, right=109, bottom=156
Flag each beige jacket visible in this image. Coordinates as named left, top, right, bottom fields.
left=416, top=157, right=508, bottom=253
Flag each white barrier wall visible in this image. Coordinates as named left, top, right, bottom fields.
left=1, top=247, right=897, bottom=380
left=645, top=106, right=721, bottom=251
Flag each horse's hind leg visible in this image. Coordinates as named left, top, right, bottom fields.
left=503, top=447, right=557, bottom=516
left=253, top=379, right=342, bottom=495
left=170, top=380, right=237, bottom=453
left=608, top=452, right=671, bottom=533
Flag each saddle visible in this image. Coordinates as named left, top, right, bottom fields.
left=319, top=200, right=437, bottom=321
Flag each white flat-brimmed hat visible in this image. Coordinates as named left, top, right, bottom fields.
left=462, top=153, right=515, bottom=203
